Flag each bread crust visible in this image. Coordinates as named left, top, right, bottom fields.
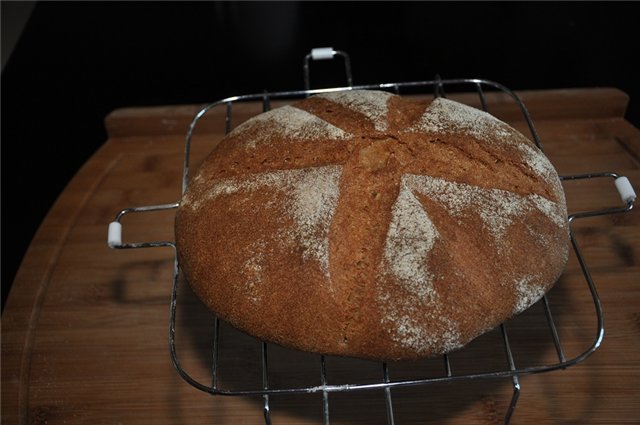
left=175, top=91, right=570, bottom=361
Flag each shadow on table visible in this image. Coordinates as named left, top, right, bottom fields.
left=167, top=265, right=604, bottom=424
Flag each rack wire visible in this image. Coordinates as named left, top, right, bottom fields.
left=107, top=48, right=637, bottom=424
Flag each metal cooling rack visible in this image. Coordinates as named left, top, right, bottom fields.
left=107, top=48, right=637, bottom=424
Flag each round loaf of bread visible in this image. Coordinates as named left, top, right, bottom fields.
left=175, top=90, right=570, bottom=361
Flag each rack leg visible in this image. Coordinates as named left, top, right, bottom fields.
left=320, top=355, right=330, bottom=425
left=382, top=363, right=395, bottom=425
left=500, top=324, right=521, bottom=424
left=211, top=317, right=220, bottom=390
left=262, top=342, right=272, bottom=425
left=443, top=353, right=452, bottom=377
left=263, top=397, right=272, bottom=425
left=504, top=378, right=521, bottom=425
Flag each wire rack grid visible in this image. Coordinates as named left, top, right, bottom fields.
left=107, top=48, right=637, bottom=425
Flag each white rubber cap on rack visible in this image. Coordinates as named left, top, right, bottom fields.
left=615, top=176, right=636, bottom=204
left=108, top=221, right=122, bottom=248
left=311, top=47, right=335, bottom=60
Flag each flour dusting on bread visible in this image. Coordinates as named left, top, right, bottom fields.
left=404, top=175, right=566, bottom=243
left=201, top=165, right=342, bottom=278
left=410, top=98, right=513, bottom=140
left=383, top=182, right=439, bottom=299
left=391, top=311, right=462, bottom=355
left=512, top=275, right=546, bottom=315
left=318, top=90, right=393, bottom=131
left=243, top=240, right=266, bottom=303
left=378, top=291, right=462, bottom=355
left=231, top=105, right=352, bottom=147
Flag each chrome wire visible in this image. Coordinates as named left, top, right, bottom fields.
left=111, top=73, right=636, bottom=425
left=501, top=324, right=521, bottom=424
left=169, top=78, right=636, bottom=398
left=382, top=363, right=395, bottom=425
left=181, top=77, right=545, bottom=195
left=111, top=203, right=179, bottom=249
left=303, top=49, right=353, bottom=91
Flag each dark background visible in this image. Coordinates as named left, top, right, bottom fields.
left=2, top=2, right=638, bottom=310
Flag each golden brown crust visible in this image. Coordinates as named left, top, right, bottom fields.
left=175, top=91, right=570, bottom=361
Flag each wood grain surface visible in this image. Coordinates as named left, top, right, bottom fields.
left=2, top=87, right=639, bottom=425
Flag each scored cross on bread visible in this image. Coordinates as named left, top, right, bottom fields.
left=175, top=90, right=569, bottom=361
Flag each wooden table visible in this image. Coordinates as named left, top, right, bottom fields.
left=3, top=88, right=639, bottom=424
